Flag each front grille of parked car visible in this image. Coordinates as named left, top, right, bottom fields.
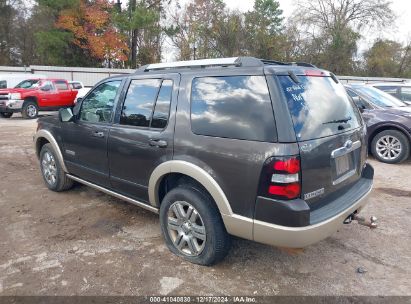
left=0, top=94, right=9, bottom=101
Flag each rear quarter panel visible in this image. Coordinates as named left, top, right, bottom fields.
left=173, top=71, right=298, bottom=218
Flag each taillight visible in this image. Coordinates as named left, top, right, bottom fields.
left=258, top=156, right=301, bottom=200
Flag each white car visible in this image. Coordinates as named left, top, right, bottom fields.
left=68, top=81, right=91, bottom=103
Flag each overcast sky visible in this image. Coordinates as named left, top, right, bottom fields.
left=165, top=0, right=411, bottom=61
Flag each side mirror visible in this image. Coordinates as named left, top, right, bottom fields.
left=41, top=86, right=51, bottom=92
left=76, top=97, right=83, bottom=104
left=59, top=108, right=74, bottom=122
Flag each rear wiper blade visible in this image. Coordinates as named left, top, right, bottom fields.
left=323, top=117, right=352, bottom=125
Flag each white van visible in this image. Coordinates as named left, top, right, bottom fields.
left=0, top=74, right=47, bottom=89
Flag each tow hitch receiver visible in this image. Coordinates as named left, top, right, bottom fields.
left=344, top=213, right=378, bottom=228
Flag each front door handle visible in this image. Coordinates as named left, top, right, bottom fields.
left=149, top=139, right=168, bottom=148
left=92, top=131, right=105, bottom=138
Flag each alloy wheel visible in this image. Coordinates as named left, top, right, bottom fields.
left=376, top=135, right=402, bottom=161
left=167, top=201, right=206, bottom=257
left=41, top=151, right=57, bottom=186
left=27, top=105, right=37, bottom=118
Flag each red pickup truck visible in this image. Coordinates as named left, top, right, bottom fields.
left=0, top=79, right=78, bottom=119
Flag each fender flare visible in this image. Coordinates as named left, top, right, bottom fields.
left=148, top=160, right=254, bottom=240
left=34, top=129, right=68, bottom=173
left=148, top=160, right=233, bottom=215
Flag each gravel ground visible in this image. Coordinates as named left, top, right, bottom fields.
left=0, top=113, right=410, bottom=296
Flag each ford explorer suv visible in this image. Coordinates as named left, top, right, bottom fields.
left=345, top=84, right=411, bottom=164
left=34, top=57, right=374, bottom=265
left=0, top=78, right=78, bottom=119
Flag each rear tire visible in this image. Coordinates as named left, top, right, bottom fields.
left=0, top=112, right=13, bottom=118
left=22, top=101, right=38, bottom=119
left=159, top=186, right=231, bottom=266
left=371, top=130, right=410, bottom=164
left=39, top=143, right=74, bottom=192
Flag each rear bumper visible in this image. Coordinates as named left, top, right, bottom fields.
left=0, top=99, right=24, bottom=112
left=253, top=164, right=373, bottom=248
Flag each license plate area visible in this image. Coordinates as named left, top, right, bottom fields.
left=332, top=152, right=356, bottom=185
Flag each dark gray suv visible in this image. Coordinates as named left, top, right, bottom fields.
left=34, top=57, right=374, bottom=265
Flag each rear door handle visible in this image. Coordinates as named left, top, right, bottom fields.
left=149, top=139, right=168, bottom=148
left=92, top=131, right=105, bottom=138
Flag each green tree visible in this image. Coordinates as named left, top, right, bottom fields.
left=113, top=0, right=170, bottom=67
left=244, top=0, right=285, bottom=59
left=364, top=39, right=405, bottom=77
left=292, top=0, right=394, bottom=74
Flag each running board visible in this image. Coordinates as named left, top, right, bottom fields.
left=66, top=174, right=159, bottom=214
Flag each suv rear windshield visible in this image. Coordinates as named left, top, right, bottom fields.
left=278, top=75, right=361, bottom=142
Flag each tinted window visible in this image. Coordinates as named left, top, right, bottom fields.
left=352, top=86, right=406, bottom=108
left=54, top=81, right=69, bottom=90
left=0, top=81, right=6, bottom=88
left=191, top=76, right=276, bottom=142
left=151, top=80, right=173, bottom=129
left=80, top=81, right=121, bottom=123
left=40, top=81, right=55, bottom=92
left=374, top=86, right=398, bottom=95
left=120, top=79, right=161, bottom=127
left=278, top=76, right=361, bottom=141
left=400, top=87, right=411, bottom=101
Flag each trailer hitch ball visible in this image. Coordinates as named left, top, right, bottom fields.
left=344, top=213, right=378, bottom=228
left=353, top=214, right=378, bottom=229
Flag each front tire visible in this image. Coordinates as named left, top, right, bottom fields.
left=22, top=101, right=38, bottom=119
left=0, top=112, right=13, bottom=118
left=159, top=186, right=231, bottom=266
left=39, top=143, right=74, bottom=191
left=371, top=130, right=410, bottom=164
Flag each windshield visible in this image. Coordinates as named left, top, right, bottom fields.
left=15, top=80, right=40, bottom=89
left=353, top=86, right=406, bottom=108
left=278, top=75, right=362, bottom=142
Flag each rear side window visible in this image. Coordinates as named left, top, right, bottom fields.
left=400, top=87, right=411, bottom=101
left=120, top=79, right=173, bottom=129
left=374, top=86, right=398, bottom=96
left=278, top=76, right=361, bottom=141
left=54, top=81, right=69, bottom=90
left=0, top=81, right=6, bottom=88
left=191, top=76, right=276, bottom=142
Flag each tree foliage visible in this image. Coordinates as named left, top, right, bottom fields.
left=56, top=0, right=129, bottom=67
left=0, top=0, right=410, bottom=78
left=291, top=0, right=395, bottom=74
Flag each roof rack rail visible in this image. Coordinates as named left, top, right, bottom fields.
left=139, top=57, right=317, bottom=72
left=261, top=59, right=317, bottom=68
left=144, top=57, right=243, bottom=71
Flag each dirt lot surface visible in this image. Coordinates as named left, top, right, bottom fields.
left=0, top=113, right=410, bottom=296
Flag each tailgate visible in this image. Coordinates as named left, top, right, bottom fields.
left=277, top=74, right=367, bottom=208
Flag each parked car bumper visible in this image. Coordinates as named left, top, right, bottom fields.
left=252, top=164, right=374, bottom=248
left=0, top=99, right=24, bottom=112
